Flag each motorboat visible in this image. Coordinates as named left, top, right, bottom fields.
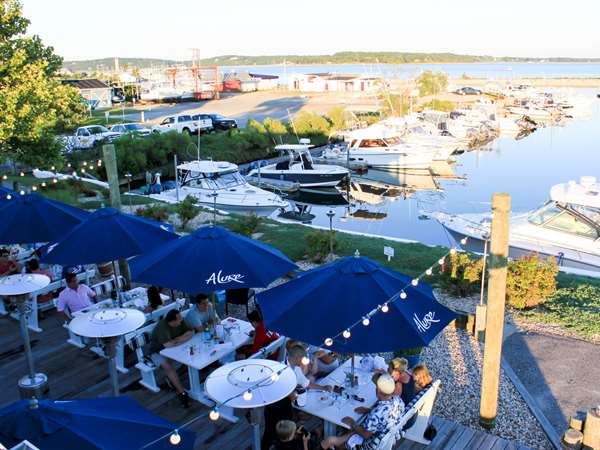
left=328, top=126, right=439, bottom=169
left=149, top=160, right=288, bottom=217
left=247, top=144, right=349, bottom=187
left=427, top=176, right=600, bottom=277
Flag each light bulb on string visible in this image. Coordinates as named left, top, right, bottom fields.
left=19, top=190, right=25, bottom=195
left=50, top=166, right=55, bottom=171
left=52, top=178, right=58, bottom=183
left=271, top=372, right=279, bottom=382
left=67, top=163, right=71, bottom=168
left=342, top=329, right=351, bottom=339
left=6, top=194, right=11, bottom=200
left=301, top=356, right=310, bottom=366
left=362, top=317, right=370, bottom=326
left=324, top=337, right=333, bottom=347
left=81, top=168, right=86, bottom=173
left=400, top=292, right=407, bottom=300
left=19, top=172, right=24, bottom=177
left=438, top=258, right=445, bottom=265
left=450, top=248, right=457, bottom=255
left=425, top=268, right=433, bottom=276
left=31, top=186, right=37, bottom=191
left=460, top=237, right=468, bottom=245
left=169, top=430, right=181, bottom=445
left=2, top=174, right=6, bottom=180
left=82, top=161, right=87, bottom=166
left=411, top=279, right=419, bottom=286
left=243, top=390, right=253, bottom=401
left=72, top=171, right=77, bottom=177
left=41, top=182, right=46, bottom=187
left=209, top=409, right=220, bottom=421
left=381, top=304, right=389, bottom=313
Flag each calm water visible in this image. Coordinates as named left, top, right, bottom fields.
left=278, top=90, right=600, bottom=248
left=227, top=62, right=600, bottom=82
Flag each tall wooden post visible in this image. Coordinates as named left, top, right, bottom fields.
left=102, top=144, right=131, bottom=290
left=479, top=193, right=510, bottom=429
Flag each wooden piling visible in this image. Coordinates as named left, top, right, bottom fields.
left=583, top=407, right=600, bottom=450
left=479, top=193, right=510, bottom=429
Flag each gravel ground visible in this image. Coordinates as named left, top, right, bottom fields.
left=422, top=327, right=552, bottom=450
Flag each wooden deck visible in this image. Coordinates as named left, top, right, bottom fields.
left=0, top=309, right=531, bottom=450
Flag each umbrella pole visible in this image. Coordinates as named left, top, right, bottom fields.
left=111, top=260, right=122, bottom=307
left=106, top=337, right=120, bottom=396
left=351, top=354, right=356, bottom=388
left=16, top=295, right=36, bottom=380
left=249, top=406, right=263, bottom=450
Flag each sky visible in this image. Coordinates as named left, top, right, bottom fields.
left=21, top=0, right=600, bottom=61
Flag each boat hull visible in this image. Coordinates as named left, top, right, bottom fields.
left=342, top=150, right=436, bottom=169
left=256, top=171, right=347, bottom=187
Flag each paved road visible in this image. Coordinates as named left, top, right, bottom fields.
left=122, top=90, right=379, bottom=128
left=503, top=331, right=600, bottom=434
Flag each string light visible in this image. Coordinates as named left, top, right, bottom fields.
left=2, top=174, right=6, bottom=180
left=50, top=166, right=55, bottom=171
left=438, top=258, right=445, bottom=265
left=72, top=171, right=77, bottom=177
left=381, top=304, right=389, bottom=313
left=67, top=163, right=71, bottom=168
left=362, top=317, right=370, bottom=326
left=342, top=329, right=351, bottom=339
left=82, top=161, right=88, bottom=166
left=400, top=292, right=407, bottom=299
left=270, top=373, right=279, bottom=382
left=31, top=186, right=37, bottom=191
left=209, top=409, right=220, bottom=421
left=301, top=356, right=310, bottom=366
left=41, top=182, right=46, bottom=187
left=425, top=268, right=433, bottom=276
left=80, top=168, right=86, bottom=173
left=19, top=172, right=24, bottom=177
left=450, top=248, right=457, bottom=255
left=53, top=178, right=58, bottom=183
left=460, top=237, right=468, bottom=245
left=6, top=194, right=11, bottom=200
left=19, top=190, right=25, bottom=195
left=324, top=337, right=333, bottom=347
left=169, top=430, right=181, bottom=445
left=243, top=390, right=253, bottom=401
left=411, top=279, right=419, bottom=286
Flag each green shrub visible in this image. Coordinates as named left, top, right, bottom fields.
left=174, top=196, right=200, bottom=230
left=293, top=112, right=332, bottom=146
left=263, top=118, right=289, bottom=144
left=506, top=255, right=558, bottom=309
left=228, top=214, right=262, bottom=237
left=305, top=229, right=338, bottom=262
left=136, top=204, right=169, bottom=222
left=439, top=252, right=483, bottom=297
left=418, top=99, right=456, bottom=112
left=416, top=71, right=448, bottom=97
left=327, top=107, right=347, bottom=131
left=379, top=93, right=410, bottom=117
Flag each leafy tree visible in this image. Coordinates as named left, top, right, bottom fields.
left=416, top=71, right=448, bottom=97
left=379, top=93, right=410, bottom=117
left=293, top=112, right=331, bottom=145
left=506, top=255, right=559, bottom=309
left=327, top=107, right=347, bottom=131
left=174, top=196, right=200, bottom=230
left=0, top=0, right=85, bottom=166
left=263, top=118, right=288, bottom=144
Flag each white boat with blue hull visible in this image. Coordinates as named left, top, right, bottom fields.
left=427, top=176, right=600, bottom=277
left=149, top=160, right=288, bottom=217
left=248, top=145, right=349, bottom=188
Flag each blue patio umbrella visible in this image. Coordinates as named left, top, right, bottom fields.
left=0, top=396, right=195, bottom=450
left=0, top=193, right=89, bottom=245
left=42, top=207, right=177, bottom=266
left=129, top=225, right=297, bottom=293
left=258, top=254, right=457, bottom=354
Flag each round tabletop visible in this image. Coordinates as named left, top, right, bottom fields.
left=0, top=274, right=50, bottom=296
left=69, top=308, right=145, bottom=338
left=205, top=359, right=296, bottom=409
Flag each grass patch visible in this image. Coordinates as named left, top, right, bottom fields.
left=516, top=285, right=600, bottom=340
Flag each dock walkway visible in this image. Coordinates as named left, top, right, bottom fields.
left=0, top=310, right=530, bottom=449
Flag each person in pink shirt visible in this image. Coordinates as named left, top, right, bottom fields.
left=57, top=273, right=97, bottom=320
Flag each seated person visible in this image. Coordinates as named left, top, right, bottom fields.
left=287, top=345, right=332, bottom=392
left=149, top=309, right=194, bottom=408
left=56, top=273, right=97, bottom=320
left=0, top=247, right=20, bottom=276
left=321, top=373, right=404, bottom=449
left=26, top=259, right=54, bottom=304
left=308, top=349, right=339, bottom=379
left=412, top=363, right=433, bottom=394
left=273, top=420, right=311, bottom=450
left=145, top=286, right=164, bottom=312
left=237, top=309, right=280, bottom=359
left=388, top=358, right=415, bottom=403
left=185, top=293, right=219, bottom=333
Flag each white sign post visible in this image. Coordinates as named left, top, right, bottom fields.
left=384, top=246, right=394, bottom=262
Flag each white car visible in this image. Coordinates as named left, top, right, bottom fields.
left=151, top=114, right=212, bottom=135
left=67, top=125, right=122, bottom=150
left=109, top=123, right=152, bottom=137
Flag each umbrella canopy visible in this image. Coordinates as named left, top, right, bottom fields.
left=69, top=308, right=146, bottom=338
left=0, top=193, right=89, bottom=245
left=0, top=274, right=50, bottom=296
left=205, top=359, right=296, bottom=409
left=129, top=225, right=297, bottom=293
left=0, top=396, right=195, bottom=450
left=42, top=207, right=177, bottom=266
left=258, top=255, right=457, bottom=354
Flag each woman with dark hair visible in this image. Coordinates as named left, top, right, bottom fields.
left=146, top=286, right=164, bottom=312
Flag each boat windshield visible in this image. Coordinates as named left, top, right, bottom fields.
left=571, top=205, right=600, bottom=225
left=213, top=172, right=245, bottom=189
left=383, top=136, right=402, bottom=146
left=529, top=201, right=598, bottom=238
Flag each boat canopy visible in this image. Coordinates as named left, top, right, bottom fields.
left=346, top=125, right=401, bottom=140
left=274, top=144, right=313, bottom=152
left=550, top=176, right=600, bottom=208
left=177, top=160, right=238, bottom=174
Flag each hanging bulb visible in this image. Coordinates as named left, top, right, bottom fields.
left=450, top=248, right=457, bottom=255
left=1, top=174, right=6, bottom=180
left=438, top=258, right=445, bottom=265
left=53, top=178, right=58, bottom=183
left=19, top=172, right=24, bottom=177
left=425, top=268, right=433, bottom=276
left=81, top=168, right=86, bottom=173
left=411, top=279, right=419, bottom=286
left=362, top=317, right=370, bottom=326
left=243, top=390, right=253, bottom=401
left=209, top=409, right=220, bottom=421
left=381, top=304, right=389, bottom=313
left=271, top=372, right=279, bottom=382
left=41, top=182, right=46, bottom=187
left=301, top=356, right=310, bottom=366
left=19, top=190, right=25, bottom=195
left=50, top=166, right=55, bottom=171
left=400, top=292, right=407, bottom=300
left=6, top=194, right=12, bottom=200
left=460, top=237, right=468, bottom=245
left=343, top=329, right=351, bottom=339
left=169, top=430, right=181, bottom=445
left=31, top=186, right=37, bottom=191
left=324, top=337, right=333, bottom=347
left=67, top=163, right=71, bottom=168
left=72, top=171, right=77, bottom=177
left=83, top=161, right=87, bottom=166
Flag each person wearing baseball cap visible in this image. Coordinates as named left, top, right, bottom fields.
left=321, top=373, right=405, bottom=449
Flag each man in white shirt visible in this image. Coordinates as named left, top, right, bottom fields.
left=287, top=344, right=332, bottom=392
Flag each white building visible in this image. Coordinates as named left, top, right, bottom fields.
left=62, top=79, right=112, bottom=109
left=287, top=73, right=379, bottom=93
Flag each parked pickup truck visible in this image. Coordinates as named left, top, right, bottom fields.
left=151, top=114, right=212, bottom=135
left=63, top=125, right=122, bottom=151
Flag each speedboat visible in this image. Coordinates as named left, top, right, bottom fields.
left=330, top=127, right=438, bottom=169
left=247, top=144, right=349, bottom=187
left=149, top=160, right=288, bottom=217
left=427, top=176, right=600, bottom=277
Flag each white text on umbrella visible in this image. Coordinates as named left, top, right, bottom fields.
left=413, top=311, right=440, bottom=333
left=206, top=270, right=245, bottom=285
